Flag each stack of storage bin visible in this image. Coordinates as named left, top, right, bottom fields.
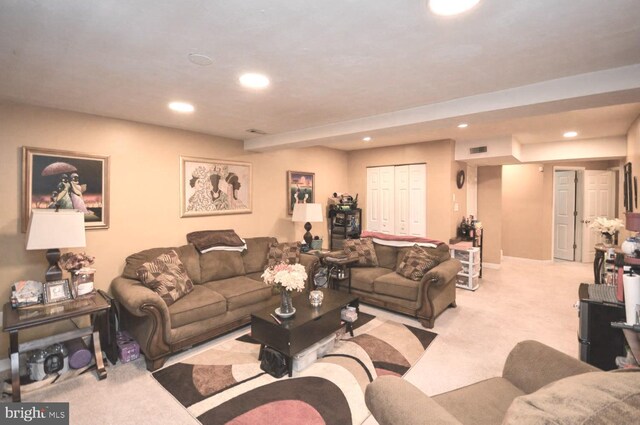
left=451, top=246, right=480, bottom=291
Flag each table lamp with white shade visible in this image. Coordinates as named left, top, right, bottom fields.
left=292, top=203, right=324, bottom=246
left=26, top=209, right=86, bottom=281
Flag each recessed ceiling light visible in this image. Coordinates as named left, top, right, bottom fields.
left=239, top=73, right=270, bottom=89
left=457, top=123, right=468, bottom=128
left=363, top=136, right=372, bottom=142
left=168, top=101, right=195, bottom=113
left=188, top=53, right=213, bottom=66
left=563, top=131, right=578, bottom=138
left=429, top=0, right=480, bottom=16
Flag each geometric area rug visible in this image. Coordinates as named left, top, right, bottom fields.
left=152, top=313, right=437, bottom=425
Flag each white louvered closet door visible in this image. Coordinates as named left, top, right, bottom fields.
left=366, top=164, right=426, bottom=236
left=395, top=165, right=410, bottom=236
left=409, top=164, right=426, bottom=237
left=366, top=167, right=380, bottom=232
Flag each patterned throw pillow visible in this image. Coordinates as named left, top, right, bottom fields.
left=343, top=238, right=379, bottom=267
left=136, top=250, right=194, bottom=306
left=396, top=245, right=440, bottom=281
left=267, top=242, right=301, bottom=268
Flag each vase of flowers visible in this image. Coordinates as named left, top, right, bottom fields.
left=589, top=217, right=623, bottom=246
left=262, top=262, right=307, bottom=318
left=59, top=252, right=95, bottom=298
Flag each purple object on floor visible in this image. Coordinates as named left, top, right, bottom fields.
left=116, top=331, right=140, bottom=363
left=66, top=338, right=92, bottom=369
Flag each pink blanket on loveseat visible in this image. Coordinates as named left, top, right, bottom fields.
left=360, top=231, right=444, bottom=247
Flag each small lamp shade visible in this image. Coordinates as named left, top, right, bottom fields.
left=26, top=209, right=86, bottom=250
left=292, top=203, right=323, bottom=247
left=626, top=212, right=640, bottom=233
left=26, top=209, right=86, bottom=282
left=292, top=203, right=323, bottom=223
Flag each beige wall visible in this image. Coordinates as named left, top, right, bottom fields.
left=477, top=166, right=502, bottom=264
left=453, top=161, right=468, bottom=231
left=346, top=140, right=460, bottom=243
left=627, top=116, right=640, bottom=220
left=623, top=115, right=640, bottom=236
left=0, top=101, right=348, bottom=357
left=502, top=164, right=547, bottom=260
left=501, top=160, right=621, bottom=260
left=627, top=116, right=640, bottom=179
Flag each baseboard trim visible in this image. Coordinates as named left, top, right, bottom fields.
left=502, top=256, right=554, bottom=264
left=482, top=262, right=501, bottom=270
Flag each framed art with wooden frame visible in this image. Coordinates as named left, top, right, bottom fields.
left=180, top=156, right=252, bottom=217
left=43, top=279, right=73, bottom=304
left=287, top=171, right=315, bottom=215
left=22, top=147, right=110, bottom=232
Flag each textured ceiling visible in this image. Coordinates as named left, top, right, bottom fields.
left=1, top=0, right=639, bottom=150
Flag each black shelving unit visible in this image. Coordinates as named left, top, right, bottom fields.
left=329, top=208, right=361, bottom=250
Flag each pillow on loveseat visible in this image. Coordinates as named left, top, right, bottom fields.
left=395, top=245, right=440, bottom=281
left=503, top=370, right=640, bottom=424
left=343, top=238, right=379, bottom=267
left=266, top=242, right=301, bottom=268
left=136, top=250, right=194, bottom=306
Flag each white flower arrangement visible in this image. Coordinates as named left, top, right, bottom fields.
left=261, top=262, right=307, bottom=292
left=589, top=217, right=623, bottom=235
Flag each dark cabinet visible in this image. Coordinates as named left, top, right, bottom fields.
left=329, top=208, right=361, bottom=250
left=578, top=283, right=625, bottom=370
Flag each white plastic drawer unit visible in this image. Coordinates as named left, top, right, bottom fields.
left=455, top=273, right=479, bottom=291
left=452, top=247, right=480, bottom=263
left=461, top=261, right=480, bottom=275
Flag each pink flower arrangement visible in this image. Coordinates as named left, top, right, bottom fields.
left=58, top=252, right=95, bottom=272
left=261, top=262, right=307, bottom=292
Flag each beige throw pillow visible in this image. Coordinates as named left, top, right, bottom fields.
left=396, top=245, right=440, bottom=281
left=343, top=238, right=379, bottom=267
left=136, top=250, right=194, bottom=306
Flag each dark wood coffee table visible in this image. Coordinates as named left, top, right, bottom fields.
left=251, top=289, right=358, bottom=377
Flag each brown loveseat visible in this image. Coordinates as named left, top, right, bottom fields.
left=366, top=340, right=640, bottom=425
left=334, top=242, right=461, bottom=328
left=110, top=237, right=319, bottom=371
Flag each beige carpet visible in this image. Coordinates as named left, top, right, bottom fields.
left=4, top=258, right=592, bottom=425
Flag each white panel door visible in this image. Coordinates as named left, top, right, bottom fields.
left=581, top=170, right=614, bottom=262
left=409, top=164, right=427, bottom=237
left=554, top=171, right=576, bottom=261
left=394, top=165, right=410, bottom=236
left=366, top=167, right=380, bottom=232
left=379, top=166, right=395, bottom=234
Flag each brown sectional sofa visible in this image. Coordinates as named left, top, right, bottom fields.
left=335, top=242, right=461, bottom=328
left=110, top=237, right=319, bottom=371
left=366, top=340, right=640, bottom=425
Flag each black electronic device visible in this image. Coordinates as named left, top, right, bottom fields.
left=577, top=283, right=625, bottom=370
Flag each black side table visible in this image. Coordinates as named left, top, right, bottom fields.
left=2, top=292, right=111, bottom=401
left=325, top=256, right=358, bottom=292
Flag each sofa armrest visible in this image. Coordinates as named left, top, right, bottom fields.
left=366, top=376, right=462, bottom=425
left=423, top=258, right=462, bottom=287
left=110, top=276, right=170, bottom=319
left=502, top=340, right=600, bottom=394
left=299, top=253, right=320, bottom=289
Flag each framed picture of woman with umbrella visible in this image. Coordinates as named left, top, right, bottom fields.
left=22, top=147, right=110, bottom=232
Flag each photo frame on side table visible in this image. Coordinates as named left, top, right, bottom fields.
left=22, top=147, right=110, bottom=232
left=43, top=279, right=73, bottom=304
left=180, top=156, right=252, bottom=217
left=287, top=171, right=315, bottom=215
